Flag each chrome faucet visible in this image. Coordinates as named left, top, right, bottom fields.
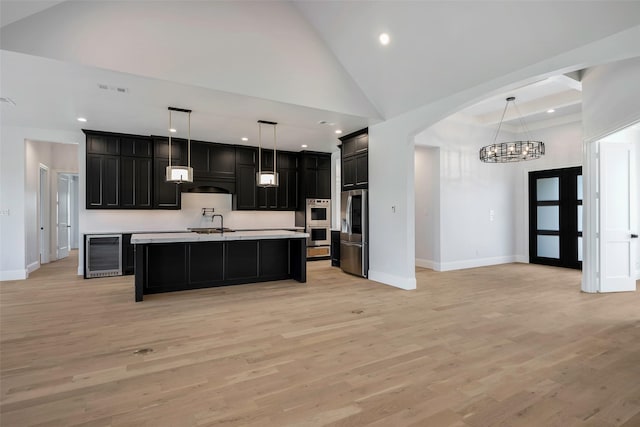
left=211, top=214, right=224, bottom=232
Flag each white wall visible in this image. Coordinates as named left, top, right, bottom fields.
left=415, top=115, right=519, bottom=271
left=24, top=140, right=79, bottom=271
left=414, top=146, right=440, bottom=269
left=0, top=125, right=84, bottom=281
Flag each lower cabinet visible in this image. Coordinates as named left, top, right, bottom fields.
left=226, top=240, right=259, bottom=280
left=189, top=242, right=224, bottom=284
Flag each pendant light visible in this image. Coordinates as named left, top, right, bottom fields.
left=166, top=106, right=193, bottom=183
left=256, top=120, right=279, bottom=187
left=479, top=97, right=545, bottom=163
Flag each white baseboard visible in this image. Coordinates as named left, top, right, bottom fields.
left=515, top=255, right=529, bottom=264
left=368, top=270, right=416, bottom=290
left=438, top=255, right=518, bottom=272
left=415, top=258, right=437, bottom=270
left=26, top=261, right=40, bottom=275
left=0, top=269, right=27, bottom=281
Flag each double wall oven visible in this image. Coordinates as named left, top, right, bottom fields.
left=306, top=198, right=331, bottom=258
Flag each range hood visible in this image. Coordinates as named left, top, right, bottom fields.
left=182, top=178, right=235, bottom=194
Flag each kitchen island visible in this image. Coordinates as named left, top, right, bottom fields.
left=131, top=230, right=308, bottom=301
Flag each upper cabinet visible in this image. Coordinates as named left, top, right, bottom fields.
left=233, top=148, right=300, bottom=211
left=340, top=128, right=368, bottom=191
left=300, top=152, right=331, bottom=200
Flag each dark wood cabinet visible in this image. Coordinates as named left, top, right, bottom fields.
left=122, top=233, right=135, bottom=275
left=121, top=157, right=152, bottom=209
left=86, top=133, right=120, bottom=155
left=300, top=152, right=331, bottom=199
left=86, top=154, right=119, bottom=208
left=153, top=158, right=181, bottom=209
left=340, top=128, right=368, bottom=191
left=146, top=243, right=188, bottom=290
left=120, top=137, right=152, bottom=157
left=189, top=242, right=224, bottom=284
left=191, top=142, right=236, bottom=180
left=153, top=137, right=185, bottom=161
left=260, top=239, right=290, bottom=279
left=233, top=147, right=258, bottom=210
left=234, top=147, right=299, bottom=211
left=225, top=240, right=259, bottom=280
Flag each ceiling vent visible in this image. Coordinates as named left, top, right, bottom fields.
left=97, top=84, right=129, bottom=94
left=0, top=97, right=17, bottom=106
left=317, top=120, right=335, bottom=126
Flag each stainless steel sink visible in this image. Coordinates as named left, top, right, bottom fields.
left=187, top=227, right=235, bottom=234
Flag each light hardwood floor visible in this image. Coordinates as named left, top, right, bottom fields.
left=1, top=254, right=639, bottom=426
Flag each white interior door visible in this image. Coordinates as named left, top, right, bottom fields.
left=57, top=174, right=70, bottom=260
left=39, top=166, right=50, bottom=264
left=599, top=141, right=637, bottom=292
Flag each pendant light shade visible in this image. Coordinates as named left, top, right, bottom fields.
left=166, top=107, right=193, bottom=183
left=479, top=97, right=545, bottom=163
left=257, top=120, right=279, bottom=187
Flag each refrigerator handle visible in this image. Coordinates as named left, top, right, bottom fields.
left=346, top=195, right=352, bottom=235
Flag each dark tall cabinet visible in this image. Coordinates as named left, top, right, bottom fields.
left=300, top=152, right=331, bottom=199
left=152, top=137, right=185, bottom=209
left=340, top=129, right=368, bottom=190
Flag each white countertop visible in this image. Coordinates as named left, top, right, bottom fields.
left=131, top=230, right=309, bottom=244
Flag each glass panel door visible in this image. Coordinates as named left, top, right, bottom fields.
left=529, top=167, right=582, bottom=269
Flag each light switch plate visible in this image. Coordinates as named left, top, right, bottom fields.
left=0, top=209, right=10, bottom=216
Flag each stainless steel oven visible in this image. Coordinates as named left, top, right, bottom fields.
left=306, top=199, right=330, bottom=226
left=307, top=226, right=330, bottom=247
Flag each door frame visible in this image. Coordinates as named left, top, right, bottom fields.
left=39, top=164, right=50, bottom=265
left=528, top=166, right=583, bottom=269
left=52, top=170, right=78, bottom=261
left=521, top=163, right=582, bottom=265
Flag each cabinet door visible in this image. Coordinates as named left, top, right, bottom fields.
left=260, top=239, right=290, bottom=278
left=190, top=142, right=210, bottom=176
left=355, top=152, right=368, bottom=187
left=342, top=157, right=355, bottom=189
left=146, top=243, right=187, bottom=290
left=122, top=157, right=152, bottom=208
left=210, top=145, right=236, bottom=178
left=355, top=134, right=368, bottom=153
left=234, top=164, right=257, bottom=210
left=304, top=168, right=318, bottom=198
left=278, top=168, right=298, bottom=210
left=121, top=137, right=152, bottom=157
left=122, top=234, right=135, bottom=275
left=154, top=138, right=184, bottom=161
left=257, top=187, right=278, bottom=209
left=342, top=137, right=356, bottom=157
left=317, top=167, right=332, bottom=199
left=86, top=154, right=119, bottom=208
left=225, top=241, right=259, bottom=280
left=189, top=242, right=224, bottom=284
left=153, top=159, right=181, bottom=209
left=86, top=134, right=120, bottom=155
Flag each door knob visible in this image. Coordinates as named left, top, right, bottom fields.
left=632, top=234, right=638, bottom=238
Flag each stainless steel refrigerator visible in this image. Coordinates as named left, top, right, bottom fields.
left=340, top=189, right=368, bottom=277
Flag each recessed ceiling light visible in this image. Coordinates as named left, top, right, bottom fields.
left=335, top=129, right=343, bottom=134
left=241, top=137, right=248, bottom=141
left=547, top=109, right=555, bottom=113
left=301, top=144, right=308, bottom=148
left=169, top=128, right=177, bottom=133
left=379, top=33, right=390, bottom=46
left=77, top=117, right=87, bottom=122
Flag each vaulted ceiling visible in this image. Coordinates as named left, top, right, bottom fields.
left=2, top=1, right=640, bottom=149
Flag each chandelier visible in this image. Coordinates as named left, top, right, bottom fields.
left=479, top=96, right=545, bottom=163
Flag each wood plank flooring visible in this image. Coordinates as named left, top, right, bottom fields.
left=1, top=254, right=639, bottom=426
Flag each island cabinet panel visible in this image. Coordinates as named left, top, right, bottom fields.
left=260, top=239, right=290, bottom=279
left=189, top=242, right=224, bottom=284
left=225, top=241, right=259, bottom=280
left=134, top=237, right=307, bottom=301
left=146, top=243, right=188, bottom=291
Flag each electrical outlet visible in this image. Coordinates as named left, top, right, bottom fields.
left=489, top=209, right=495, bottom=222
left=0, top=209, right=10, bottom=216
left=392, top=206, right=396, bottom=213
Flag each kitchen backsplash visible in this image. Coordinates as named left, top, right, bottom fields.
left=82, top=193, right=296, bottom=232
